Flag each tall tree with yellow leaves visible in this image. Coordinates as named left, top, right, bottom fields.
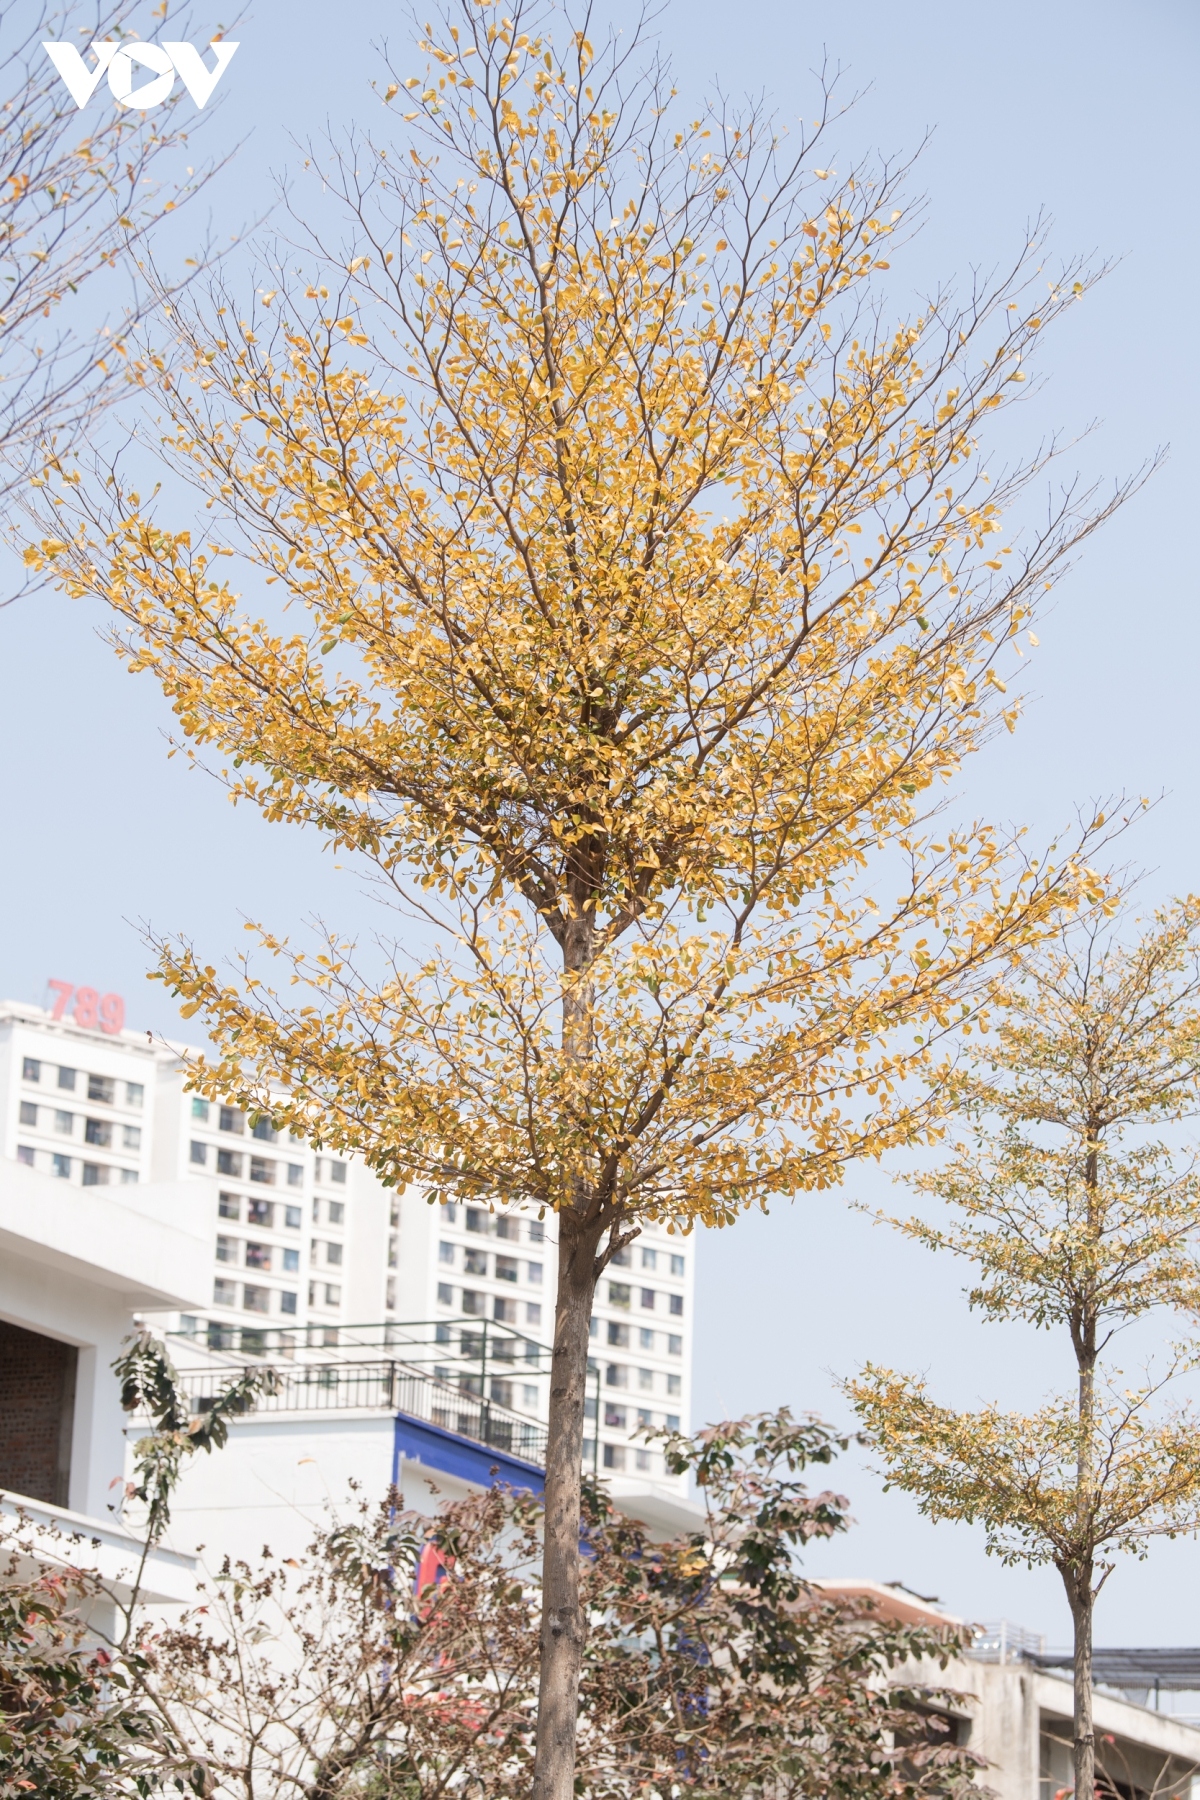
left=851, top=901, right=1200, bottom=1800
left=33, top=3, right=1133, bottom=1791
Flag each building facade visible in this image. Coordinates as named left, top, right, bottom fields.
left=1, top=995, right=694, bottom=1487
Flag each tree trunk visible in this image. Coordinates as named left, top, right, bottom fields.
left=531, top=1206, right=604, bottom=1800
left=1067, top=1568, right=1095, bottom=1800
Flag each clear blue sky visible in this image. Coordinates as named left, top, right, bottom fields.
left=2, top=0, right=1197, bottom=1645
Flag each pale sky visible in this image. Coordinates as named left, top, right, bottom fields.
left=1, top=0, right=1197, bottom=1646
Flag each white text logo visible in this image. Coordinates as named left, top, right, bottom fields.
left=42, top=39, right=239, bottom=110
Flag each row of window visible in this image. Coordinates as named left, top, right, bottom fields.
left=438, top=1243, right=542, bottom=1283
left=212, top=1276, right=299, bottom=1314
left=218, top=1192, right=305, bottom=1229
left=587, top=1363, right=682, bottom=1397
left=18, top=1101, right=142, bottom=1150
left=604, top=1350, right=682, bottom=1386
left=216, top=1236, right=304, bottom=1273
left=590, top=1318, right=683, bottom=1358
left=16, top=1145, right=137, bottom=1184
left=606, top=1280, right=683, bottom=1316
left=217, top=1192, right=344, bottom=1230
left=191, top=1098, right=290, bottom=1142
left=447, top=1204, right=545, bottom=1243
left=609, top=1244, right=686, bottom=1277
left=589, top=1443, right=661, bottom=1474
left=598, top=1401, right=681, bottom=1432
left=190, top=1141, right=304, bottom=1184
left=437, top=1283, right=542, bottom=1326
left=22, top=1057, right=143, bottom=1108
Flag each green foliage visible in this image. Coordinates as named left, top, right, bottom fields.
left=145, top=1411, right=987, bottom=1799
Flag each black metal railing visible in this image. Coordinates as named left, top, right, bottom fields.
left=173, top=1356, right=550, bottom=1466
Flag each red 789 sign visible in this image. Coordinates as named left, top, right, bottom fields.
left=47, top=980, right=126, bottom=1035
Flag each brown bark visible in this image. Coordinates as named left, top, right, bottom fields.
left=1068, top=1567, right=1095, bottom=1800
left=531, top=1206, right=604, bottom=1800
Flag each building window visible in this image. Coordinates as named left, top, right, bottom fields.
left=638, top=1367, right=654, bottom=1391
left=248, top=1198, right=274, bottom=1227
left=493, top=1295, right=517, bottom=1323
left=87, top=1074, right=115, bottom=1104
left=462, top=1289, right=485, bottom=1316
left=219, top=1192, right=240, bottom=1220
left=667, top=1373, right=681, bottom=1397
left=529, top=1218, right=545, bottom=1243
left=666, top=1413, right=680, bottom=1431
left=120, top=1168, right=138, bottom=1185
left=213, top=1277, right=237, bottom=1306
left=641, top=1247, right=657, bottom=1270
left=466, top=1208, right=487, bottom=1234
left=284, top=1205, right=301, bottom=1229
left=22, top=1057, right=40, bottom=1082
left=325, top=1241, right=343, bottom=1267
left=219, top=1106, right=244, bottom=1134
left=491, top=1378, right=513, bottom=1408
left=589, top=1316, right=598, bottom=1338
left=282, top=1248, right=300, bottom=1273
left=603, top=1443, right=626, bottom=1471
left=640, top=1288, right=655, bottom=1310
left=251, top=1118, right=278, bottom=1143
left=638, top=1327, right=654, bottom=1350
left=526, top=1302, right=541, bottom=1326
left=329, top=1160, right=347, bottom=1185
left=16, top=1145, right=34, bottom=1167
left=464, top=1247, right=488, bottom=1276
left=54, top=1110, right=73, bottom=1135
left=610, top=1245, right=631, bottom=1268
left=58, top=1066, right=76, bottom=1091
left=280, top=1290, right=298, bottom=1315
left=286, top=1163, right=303, bottom=1187
left=191, top=1097, right=210, bottom=1120
left=606, top=1364, right=628, bottom=1388
left=636, top=1407, right=653, bottom=1429
left=605, top=1404, right=626, bottom=1429
left=607, top=1321, right=629, bottom=1348
left=122, top=1124, right=141, bottom=1150
left=437, top=1282, right=454, bottom=1306
left=190, top=1140, right=208, bottom=1166
left=669, top=1294, right=683, bottom=1317
left=249, top=1156, right=275, bottom=1185
left=216, top=1148, right=242, bottom=1177
left=527, top=1261, right=543, bottom=1284
left=439, top=1241, right=455, bottom=1265
left=387, top=1234, right=398, bottom=1269
left=323, top=1283, right=341, bottom=1306
left=670, top=1254, right=685, bottom=1277
left=126, top=1083, right=144, bottom=1108
left=216, top=1235, right=237, bottom=1263
left=495, top=1215, right=518, bottom=1241
left=635, top=1448, right=652, bottom=1473
left=327, top=1200, right=345, bottom=1226
left=523, top=1383, right=539, bottom=1408
left=81, top=1163, right=108, bottom=1186
left=84, top=1118, right=112, bottom=1147
left=243, top=1284, right=270, bottom=1314
left=245, top=1242, right=272, bottom=1270
left=668, top=1335, right=682, bottom=1356
left=19, top=1100, right=37, bottom=1127
left=51, top=1153, right=70, bottom=1179
left=608, top=1282, right=631, bottom=1309
left=495, top=1255, right=518, bottom=1283
left=385, top=1277, right=396, bottom=1311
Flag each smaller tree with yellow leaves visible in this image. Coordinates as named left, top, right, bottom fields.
left=850, top=899, right=1200, bottom=1800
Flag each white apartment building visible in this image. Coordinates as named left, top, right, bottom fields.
left=0, top=994, right=694, bottom=1489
